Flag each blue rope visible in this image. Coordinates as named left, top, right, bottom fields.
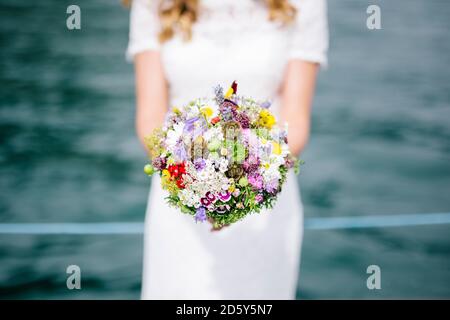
left=0, top=222, right=144, bottom=235
left=0, top=213, right=449, bottom=235
left=305, top=212, right=450, bottom=230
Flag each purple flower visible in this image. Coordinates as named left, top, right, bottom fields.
left=214, top=85, right=224, bottom=105
left=152, top=157, right=167, bottom=170
left=173, top=141, right=188, bottom=162
left=184, top=117, right=207, bottom=139
left=235, top=113, right=250, bottom=129
left=242, top=129, right=259, bottom=155
left=265, top=179, right=279, bottom=194
left=271, top=130, right=288, bottom=145
left=260, top=101, right=271, bottom=109
left=194, top=158, right=206, bottom=171
left=255, top=194, right=264, bottom=203
left=243, top=155, right=260, bottom=173
left=262, top=143, right=272, bottom=157
left=193, top=118, right=207, bottom=139
left=184, top=117, right=199, bottom=133
left=217, top=191, right=231, bottom=202
left=280, top=130, right=288, bottom=142
left=164, top=113, right=178, bottom=126
left=248, top=173, right=264, bottom=190
left=219, top=100, right=238, bottom=121
left=195, top=207, right=207, bottom=222
left=285, top=156, right=295, bottom=169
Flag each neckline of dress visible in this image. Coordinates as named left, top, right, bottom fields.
left=198, top=0, right=266, bottom=22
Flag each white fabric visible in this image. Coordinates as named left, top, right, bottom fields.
left=127, top=0, right=328, bottom=299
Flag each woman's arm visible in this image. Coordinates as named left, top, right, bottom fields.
left=134, top=51, right=168, bottom=150
left=280, top=60, right=319, bottom=156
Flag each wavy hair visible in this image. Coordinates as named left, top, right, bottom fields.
left=124, top=0, right=297, bottom=43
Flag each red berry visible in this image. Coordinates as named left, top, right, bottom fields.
left=211, top=116, right=220, bottom=125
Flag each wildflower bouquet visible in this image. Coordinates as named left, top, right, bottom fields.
left=144, top=82, right=301, bottom=228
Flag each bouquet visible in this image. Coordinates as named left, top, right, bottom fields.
left=144, top=82, right=301, bottom=228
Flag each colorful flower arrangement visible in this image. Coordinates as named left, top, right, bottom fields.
left=144, top=82, right=301, bottom=228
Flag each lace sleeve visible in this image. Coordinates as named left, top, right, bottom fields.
left=289, top=0, right=329, bottom=68
left=126, top=0, right=160, bottom=61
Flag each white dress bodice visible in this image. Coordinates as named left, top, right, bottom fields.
left=127, top=0, right=328, bottom=106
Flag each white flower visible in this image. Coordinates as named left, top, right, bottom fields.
left=186, top=105, right=200, bottom=118
left=179, top=189, right=200, bottom=207
left=270, top=153, right=285, bottom=166
left=218, top=158, right=229, bottom=173
left=182, top=134, right=193, bottom=146
left=185, top=161, right=198, bottom=178
left=166, top=122, right=184, bottom=148
left=262, top=164, right=281, bottom=183
left=204, top=159, right=214, bottom=168
left=203, top=126, right=224, bottom=142
left=182, top=173, right=194, bottom=185
left=198, top=170, right=210, bottom=181
left=281, top=144, right=290, bottom=157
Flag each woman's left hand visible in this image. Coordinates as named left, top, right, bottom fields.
left=208, top=217, right=230, bottom=232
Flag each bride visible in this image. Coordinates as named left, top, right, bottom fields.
left=126, top=0, right=328, bottom=299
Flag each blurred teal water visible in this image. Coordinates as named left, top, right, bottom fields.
left=0, top=0, right=449, bottom=299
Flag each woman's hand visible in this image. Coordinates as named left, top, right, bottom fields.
left=208, top=217, right=230, bottom=232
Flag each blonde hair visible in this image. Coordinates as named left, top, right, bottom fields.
left=124, top=0, right=297, bottom=43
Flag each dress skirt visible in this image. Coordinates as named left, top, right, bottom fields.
left=141, top=171, right=303, bottom=299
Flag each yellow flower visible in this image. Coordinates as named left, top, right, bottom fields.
left=162, top=169, right=170, bottom=178
left=258, top=110, right=276, bottom=129
left=272, top=142, right=282, bottom=155
left=260, top=137, right=268, bottom=145
left=224, top=87, right=234, bottom=98
left=172, top=107, right=181, bottom=115
left=200, top=106, right=213, bottom=118
left=228, top=184, right=236, bottom=193
left=161, top=169, right=178, bottom=193
left=161, top=169, right=171, bottom=184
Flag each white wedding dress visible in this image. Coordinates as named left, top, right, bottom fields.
left=127, top=0, right=328, bottom=299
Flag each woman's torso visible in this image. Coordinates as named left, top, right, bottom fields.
left=160, top=0, right=295, bottom=107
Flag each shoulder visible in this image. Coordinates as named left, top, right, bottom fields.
left=291, top=0, right=327, bottom=22
left=126, top=0, right=161, bottom=61
left=287, top=0, right=329, bottom=68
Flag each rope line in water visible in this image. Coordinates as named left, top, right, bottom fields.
left=0, top=213, right=449, bottom=235
left=305, top=212, right=450, bottom=230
